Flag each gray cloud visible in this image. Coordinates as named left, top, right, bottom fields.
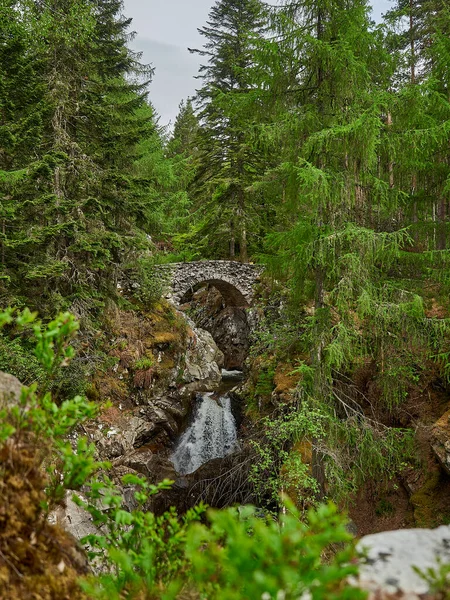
left=132, top=38, right=202, bottom=127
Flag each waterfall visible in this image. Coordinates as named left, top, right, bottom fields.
left=170, top=392, right=238, bottom=475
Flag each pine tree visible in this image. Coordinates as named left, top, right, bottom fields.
left=251, top=0, right=442, bottom=499
left=188, top=0, right=268, bottom=262
left=0, top=0, right=158, bottom=312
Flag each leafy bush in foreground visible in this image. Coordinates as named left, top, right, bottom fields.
left=0, top=309, right=100, bottom=599
left=0, top=309, right=364, bottom=600
left=79, top=476, right=364, bottom=600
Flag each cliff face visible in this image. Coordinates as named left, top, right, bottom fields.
left=79, top=301, right=226, bottom=506
left=183, top=286, right=252, bottom=370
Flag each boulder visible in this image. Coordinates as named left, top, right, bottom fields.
left=187, top=286, right=253, bottom=370
left=123, top=452, right=177, bottom=484
left=208, top=306, right=250, bottom=370
left=154, top=396, right=187, bottom=420
left=356, top=525, right=450, bottom=598
left=123, top=416, right=159, bottom=448
left=0, top=371, right=23, bottom=407
left=51, top=492, right=100, bottom=541
left=180, top=319, right=223, bottom=395
left=86, top=410, right=162, bottom=461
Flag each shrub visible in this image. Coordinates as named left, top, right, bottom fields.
left=78, top=472, right=364, bottom=600
left=0, top=309, right=101, bottom=599
left=78, top=475, right=205, bottom=599
left=134, top=356, right=154, bottom=370
left=185, top=501, right=365, bottom=600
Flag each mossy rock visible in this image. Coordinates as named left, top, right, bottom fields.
left=159, top=358, right=176, bottom=371
left=411, top=469, right=442, bottom=527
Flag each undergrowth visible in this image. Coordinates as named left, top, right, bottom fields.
left=0, top=308, right=366, bottom=600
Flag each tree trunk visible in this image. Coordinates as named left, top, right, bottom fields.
left=312, top=444, right=326, bottom=500
left=437, top=196, right=446, bottom=250
left=387, top=111, right=394, bottom=189
left=230, top=219, right=236, bottom=260
left=240, top=226, right=248, bottom=263
left=238, top=188, right=248, bottom=263
left=311, top=265, right=326, bottom=500
left=410, top=0, right=416, bottom=85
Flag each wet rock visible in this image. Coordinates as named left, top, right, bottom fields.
left=180, top=319, right=223, bottom=396
left=86, top=412, right=159, bottom=460
left=187, top=287, right=252, bottom=370
left=122, top=448, right=155, bottom=478
left=432, top=409, right=450, bottom=475
left=126, top=416, right=159, bottom=447
left=120, top=450, right=177, bottom=483
left=154, top=396, right=187, bottom=420
left=144, top=403, right=179, bottom=437
left=101, top=437, right=125, bottom=459
left=355, top=525, right=450, bottom=598
left=209, top=307, right=250, bottom=370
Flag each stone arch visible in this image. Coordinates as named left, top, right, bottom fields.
left=156, top=261, right=263, bottom=308
left=163, top=261, right=263, bottom=308
left=153, top=261, right=263, bottom=370
left=177, top=278, right=250, bottom=308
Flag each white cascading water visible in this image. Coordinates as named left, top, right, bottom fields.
left=170, top=392, right=238, bottom=475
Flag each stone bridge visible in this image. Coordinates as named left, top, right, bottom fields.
left=156, top=261, right=264, bottom=307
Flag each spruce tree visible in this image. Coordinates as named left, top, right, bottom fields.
left=251, top=0, right=442, bottom=499
left=188, top=0, right=268, bottom=262
left=0, top=0, right=157, bottom=313
left=385, top=0, right=449, bottom=84
left=0, top=1, right=45, bottom=296
left=384, top=0, right=450, bottom=251
left=167, top=99, right=199, bottom=158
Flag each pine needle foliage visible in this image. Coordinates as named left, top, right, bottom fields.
left=186, top=0, right=271, bottom=262
left=238, top=0, right=450, bottom=504
left=0, top=1, right=180, bottom=315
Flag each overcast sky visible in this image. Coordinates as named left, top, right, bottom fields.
left=123, top=0, right=392, bottom=129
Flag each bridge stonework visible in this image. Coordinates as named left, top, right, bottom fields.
left=157, top=261, right=264, bottom=307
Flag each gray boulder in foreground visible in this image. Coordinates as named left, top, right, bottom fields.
left=356, top=526, right=450, bottom=598
left=0, top=370, right=23, bottom=407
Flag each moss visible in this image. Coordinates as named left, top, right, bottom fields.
left=94, top=372, right=129, bottom=405
left=159, top=358, right=176, bottom=371
left=85, top=383, right=100, bottom=402
left=273, top=362, right=302, bottom=401
left=411, top=469, right=442, bottom=527
left=93, top=300, right=189, bottom=411
left=0, top=440, right=88, bottom=599
left=149, top=331, right=180, bottom=346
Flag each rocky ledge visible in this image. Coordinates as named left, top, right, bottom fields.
left=89, top=304, right=225, bottom=463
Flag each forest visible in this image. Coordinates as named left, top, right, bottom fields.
left=1, top=0, right=450, bottom=598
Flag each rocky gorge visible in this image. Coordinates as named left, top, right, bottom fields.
left=2, top=284, right=450, bottom=599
